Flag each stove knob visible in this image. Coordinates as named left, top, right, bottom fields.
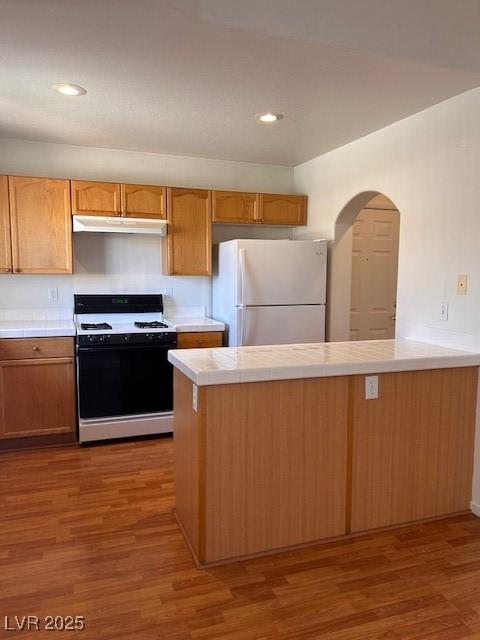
left=88, top=335, right=96, bottom=343
left=98, top=335, right=105, bottom=343
left=146, top=333, right=154, bottom=341
left=124, top=334, right=132, bottom=342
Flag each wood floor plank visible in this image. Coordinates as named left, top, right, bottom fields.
left=1, top=437, right=480, bottom=639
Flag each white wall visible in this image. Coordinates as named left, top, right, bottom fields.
left=0, top=138, right=293, bottom=312
left=293, top=86, right=480, bottom=512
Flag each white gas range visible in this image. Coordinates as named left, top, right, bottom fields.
left=74, top=294, right=177, bottom=443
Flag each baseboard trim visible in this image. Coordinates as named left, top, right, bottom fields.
left=470, top=501, right=480, bottom=516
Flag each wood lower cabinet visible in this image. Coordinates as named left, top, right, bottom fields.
left=122, top=184, right=166, bottom=218
left=0, top=176, right=12, bottom=273
left=165, top=188, right=212, bottom=275
left=177, top=331, right=223, bottom=349
left=258, top=193, right=307, bottom=225
left=8, top=177, right=72, bottom=274
left=350, top=367, right=478, bottom=532
left=0, top=338, right=76, bottom=442
left=71, top=180, right=122, bottom=216
left=212, top=190, right=258, bottom=224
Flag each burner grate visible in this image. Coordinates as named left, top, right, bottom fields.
left=134, top=321, right=168, bottom=329
left=81, top=323, right=112, bottom=330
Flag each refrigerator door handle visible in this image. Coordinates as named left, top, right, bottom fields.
left=239, top=248, right=246, bottom=307
left=238, top=249, right=247, bottom=345
left=240, top=306, right=246, bottom=346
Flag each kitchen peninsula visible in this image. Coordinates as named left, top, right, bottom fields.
left=169, top=339, right=480, bottom=566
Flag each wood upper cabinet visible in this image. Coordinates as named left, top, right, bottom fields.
left=165, top=188, right=212, bottom=276
left=121, top=184, right=167, bottom=219
left=258, top=193, right=307, bottom=225
left=71, top=180, right=122, bottom=216
left=8, top=177, right=72, bottom=274
left=0, top=353, right=75, bottom=440
left=0, top=176, right=12, bottom=273
left=212, top=190, right=258, bottom=224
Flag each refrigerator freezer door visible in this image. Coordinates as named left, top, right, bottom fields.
left=236, top=239, right=326, bottom=306
left=234, top=305, right=325, bottom=346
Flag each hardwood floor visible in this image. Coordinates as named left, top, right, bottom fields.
left=2, top=438, right=480, bottom=639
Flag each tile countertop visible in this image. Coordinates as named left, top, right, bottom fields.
left=0, top=320, right=76, bottom=339
left=167, top=339, right=480, bottom=386
left=164, top=316, right=225, bottom=333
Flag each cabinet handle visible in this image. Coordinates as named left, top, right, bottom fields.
left=14, top=268, right=21, bottom=273
left=32, top=346, right=39, bottom=351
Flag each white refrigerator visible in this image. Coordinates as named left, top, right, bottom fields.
left=212, top=239, right=327, bottom=347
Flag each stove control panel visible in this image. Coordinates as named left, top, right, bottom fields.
left=77, top=332, right=177, bottom=348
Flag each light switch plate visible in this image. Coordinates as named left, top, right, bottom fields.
left=440, top=302, right=449, bottom=321
left=457, top=274, right=468, bottom=295
left=192, top=384, right=198, bottom=412
left=365, top=375, right=379, bottom=400
left=48, top=287, right=59, bottom=302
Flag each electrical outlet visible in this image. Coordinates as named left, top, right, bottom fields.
left=440, top=303, right=449, bottom=321
left=164, top=287, right=173, bottom=298
left=365, top=375, right=379, bottom=400
left=47, top=287, right=59, bottom=303
left=457, top=274, right=468, bottom=295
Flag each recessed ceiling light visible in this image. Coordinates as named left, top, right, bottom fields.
left=51, top=83, right=87, bottom=96
left=257, top=112, right=284, bottom=123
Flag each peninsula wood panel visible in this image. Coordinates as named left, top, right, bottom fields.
left=0, top=357, right=76, bottom=439
left=165, top=187, right=212, bottom=275
left=173, top=370, right=203, bottom=555
left=176, top=332, right=223, bottom=349
left=0, top=337, right=73, bottom=361
left=212, top=190, right=258, bottom=224
left=121, top=183, right=166, bottom=219
left=71, top=180, right=121, bottom=216
left=0, top=176, right=12, bottom=273
left=203, top=376, right=349, bottom=563
left=258, top=193, right=307, bottom=225
left=8, top=176, right=72, bottom=274
left=351, top=367, right=478, bottom=533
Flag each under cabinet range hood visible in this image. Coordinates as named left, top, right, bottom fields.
left=73, top=215, right=167, bottom=236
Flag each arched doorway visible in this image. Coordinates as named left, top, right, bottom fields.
left=327, top=192, right=400, bottom=343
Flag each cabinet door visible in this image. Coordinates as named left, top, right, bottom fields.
left=258, top=193, right=307, bottom=225
left=71, top=180, right=121, bottom=216
left=212, top=191, right=258, bottom=224
left=350, top=368, right=478, bottom=533
left=0, top=176, right=12, bottom=273
left=166, top=188, right=212, bottom=275
left=9, top=177, right=72, bottom=274
left=0, top=357, right=76, bottom=439
left=122, top=184, right=166, bottom=219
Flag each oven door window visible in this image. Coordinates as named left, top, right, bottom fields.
left=77, top=345, right=173, bottom=419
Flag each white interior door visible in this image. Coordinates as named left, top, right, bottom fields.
left=237, top=305, right=325, bottom=346
left=237, top=240, right=326, bottom=306
left=350, top=208, right=400, bottom=340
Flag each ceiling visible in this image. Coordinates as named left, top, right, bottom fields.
left=1, top=0, right=480, bottom=166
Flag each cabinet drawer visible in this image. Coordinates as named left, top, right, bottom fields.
left=0, top=337, right=74, bottom=360
left=177, top=332, right=223, bottom=349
